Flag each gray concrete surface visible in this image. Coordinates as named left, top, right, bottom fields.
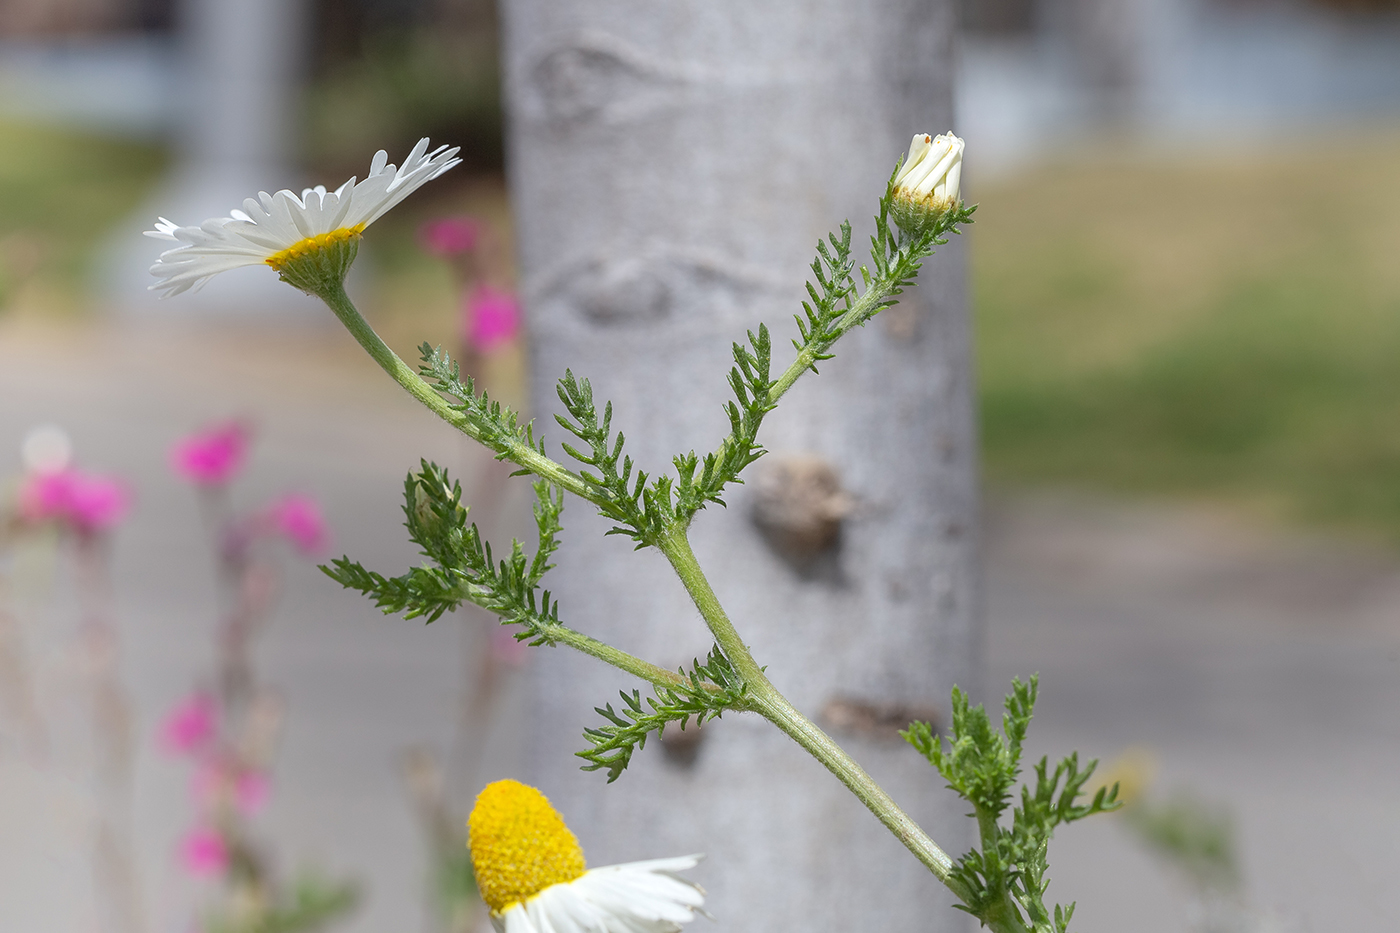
left=2, top=318, right=1397, bottom=932
left=985, top=496, right=1400, bottom=933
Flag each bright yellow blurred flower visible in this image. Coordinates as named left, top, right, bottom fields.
left=1094, top=745, right=1158, bottom=809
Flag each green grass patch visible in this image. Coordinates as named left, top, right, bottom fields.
left=975, top=134, right=1400, bottom=540
left=0, top=120, right=168, bottom=308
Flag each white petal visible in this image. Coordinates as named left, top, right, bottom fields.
left=893, top=133, right=933, bottom=186
left=491, top=857, right=705, bottom=933
left=942, top=159, right=962, bottom=201
left=901, top=137, right=953, bottom=193
left=911, top=145, right=961, bottom=197
left=146, top=139, right=458, bottom=297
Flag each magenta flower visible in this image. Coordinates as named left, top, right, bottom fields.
left=67, top=472, right=130, bottom=531
left=419, top=216, right=482, bottom=257
left=17, top=468, right=130, bottom=533
left=491, top=626, right=530, bottom=668
left=160, top=692, right=218, bottom=756
left=171, top=421, right=250, bottom=486
left=235, top=770, right=271, bottom=815
left=179, top=827, right=229, bottom=877
left=265, top=494, right=329, bottom=556
left=193, top=760, right=271, bottom=816
left=462, top=284, right=521, bottom=354
left=16, top=470, right=73, bottom=524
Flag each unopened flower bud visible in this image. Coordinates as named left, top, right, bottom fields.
left=890, top=131, right=964, bottom=238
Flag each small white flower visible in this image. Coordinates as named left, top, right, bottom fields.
left=893, top=131, right=964, bottom=207
left=469, top=780, right=707, bottom=933
left=146, top=137, right=461, bottom=296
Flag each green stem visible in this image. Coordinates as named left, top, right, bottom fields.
left=317, top=281, right=598, bottom=506
left=702, top=234, right=937, bottom=479
left=766, top=272, right=897, bottom=406
left=657, top=527, right=968, bottom=899
left=538, top=621, right=692, bottom=692
left=317, top=283, right=716, bottom=701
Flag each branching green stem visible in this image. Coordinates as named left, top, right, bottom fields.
left=318, top=282, right=602, bottom=508
left=768, top=278, right=890, bottom=405
left=657, top=527, right=970, bottom=902
left=542, top=622, right=690, bottom=692
left=316, top=202, right=1054, bottom=931
left=698, top=227, right=941, bottom=502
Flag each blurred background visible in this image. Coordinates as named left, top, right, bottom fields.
left=1, top=0, right=1399, bottom=931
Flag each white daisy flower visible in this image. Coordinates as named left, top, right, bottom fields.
left=890, top=131, right=965, bottom=237
left=146, top=137, right=462, bottom=297
left=468, top=779, right=707, bottom=933
left=893, top=131, right=963, bottom=206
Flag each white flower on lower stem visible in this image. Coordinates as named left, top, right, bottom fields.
left=469, top=779, right=707, bottom=933
left=146, top=137, right=461, bottom=296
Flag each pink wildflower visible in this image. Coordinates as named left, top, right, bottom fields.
left=192, top=761, right=271, bottom=816
left=418, top=216, right=482, bottom=257
left=17, top=468, right=130, bottom=533
left=160, top=692, right=218, bottom=755
left=265, top=494, right=328, bottom=556
left=66, top=472, right=129, bottom=532
left=491, top=626, right=530, bottom=668
left=16, top=470, right=73, bottom=523
left=462, top=284, right=521, bottom=354
left=179, top=827, right=228, bottom=877
left=235, top=771, right=271, bottom=815
left=171, top=421, right=249, bottom=486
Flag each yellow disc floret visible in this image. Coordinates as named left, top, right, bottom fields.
left=264, top=224, right=365, bottom=272
left=468, top=779, right=586, bottom=913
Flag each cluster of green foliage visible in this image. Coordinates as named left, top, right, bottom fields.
left=551, top=328, right=774, bottom=547
left=904, top=677, right=1120, bottom=932
left=0, top=120, right=166, bottom=310
left=324, top=166, right=1114, bottom=932
left=323, top=458, right=755, bottom=780
left=578, top=648, right=749, bottom=782
left=325, top=461, right=563, bottom=635
left=328, top=177, right=975, bottom=771
left=1126, top=791, right=1239, bottom=893
left=418, top=349, right=549, bottom=468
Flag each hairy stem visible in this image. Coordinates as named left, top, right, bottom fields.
left=534, top=621, right=693, bottom=692
left=657, top=527, right=969, bottom=900
left=317, top=282, right=598, bottom=506
left=701, top=235, right=935, bottom=488
left=767, top=262, right=909, bottom=407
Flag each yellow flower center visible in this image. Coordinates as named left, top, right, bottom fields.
left=468, top=779, right=586, bottom=913
left=264, top=224, right=366, bottom=272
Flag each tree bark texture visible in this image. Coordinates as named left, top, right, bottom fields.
left=502, top=3, right=979, bottom=929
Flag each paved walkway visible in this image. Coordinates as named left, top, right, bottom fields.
left=1, top=317, right=1396, bottom=932
left=986, top=496, right=1400, bottom=932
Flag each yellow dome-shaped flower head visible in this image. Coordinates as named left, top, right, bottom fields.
left=468, top=779, right=587, bottom=912
left=467, top=779, right=707, bottom=933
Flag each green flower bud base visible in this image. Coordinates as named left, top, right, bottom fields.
left=269, top=231, right=362, bottom=297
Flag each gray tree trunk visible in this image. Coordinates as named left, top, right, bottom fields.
left=502, top=3, right=979, bottom=930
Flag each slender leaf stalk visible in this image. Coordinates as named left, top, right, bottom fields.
left=318, top=281, right=599, bottom=507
